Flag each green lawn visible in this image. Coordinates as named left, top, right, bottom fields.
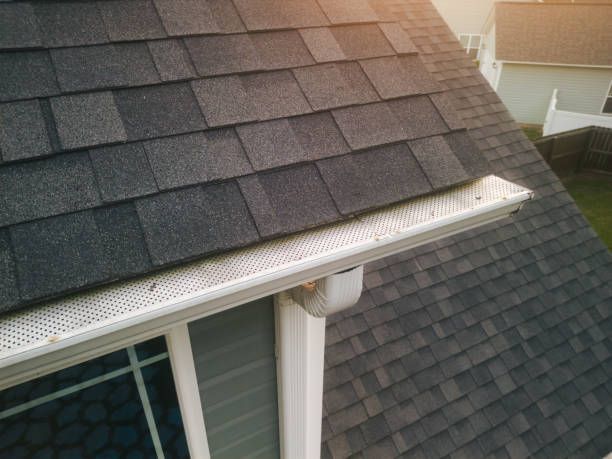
left=565, top=176, right=612, bottom=250
left=521, top=125, right=543, bottom=142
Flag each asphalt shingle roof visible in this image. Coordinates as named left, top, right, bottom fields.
left=0, top=0, right=487, bottom=310
left=320, top=1, right=612, bottom=459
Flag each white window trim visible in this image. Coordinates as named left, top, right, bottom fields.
left=600, top=80, right=612, bottom=115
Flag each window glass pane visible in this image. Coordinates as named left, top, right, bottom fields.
left=0, top=348, right=128, bottom=412
left=0, top=337, right=188, bottom=459
left=472, top=35, right=481, bottom=48
left=603, top=97, right=612, bottom=114
left=142, top=359, right=189, bottom=458
left=459, top=34, right=469, bottom=47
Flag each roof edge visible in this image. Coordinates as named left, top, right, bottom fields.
left=0, top=175, right=533, bottom=388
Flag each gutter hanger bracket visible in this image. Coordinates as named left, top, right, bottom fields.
left=290, top=265, right=364, bottom=317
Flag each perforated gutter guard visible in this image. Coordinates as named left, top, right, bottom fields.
left=0, top=175, right=532, bottom=386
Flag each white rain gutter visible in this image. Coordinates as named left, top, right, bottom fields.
left=0, top=176, right=533, bottom=389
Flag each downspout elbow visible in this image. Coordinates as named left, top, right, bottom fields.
left=290, top=265, right=364, bottom=317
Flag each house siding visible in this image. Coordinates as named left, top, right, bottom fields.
left=497, top=63, right=612, bottom=124
left=188, top=297, right=280, bottom=459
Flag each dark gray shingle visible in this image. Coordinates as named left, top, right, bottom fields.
left=430, top=92, right=466, bottom=130
left=332, top=25, right=394, bottom=60
left=317, top=0, right=379, bottom=24
left=0, top=152, right=101, bottom=227
left=388, top=96, right=449, bottom=140
left=144, top=130, right=252, bottom=189
left=185, top=34, right=262, bottom=76
left=332, top=102, right=407, bottom=150
left=360, top=56, right=440, bottom=99
left=136, top=183, right=259, bottom=265
left=99, top=0, right=166, bottom=41
left=242, top=71, right=312, bottom=120
left=299, top=27, right=346, bottom=63
left=445, top=131, right=491, bottom=178
left=51, top=43, right=160, bottom=92
left=11, top=212, right=110, bottom=300
left=293, top=62, right=378, bottom=111
left=114, top=83, right=206, bottom=140
left=89, top=143, right=158, bottom=202
left=148, top=39, right=196, bottom=81
left=94, top=204, right=153, bottom=278
left=0, top=230, right=19, bottom=312
left=33, top=2, right=108, bottom=47
left=209, top=0, right=246, bottom=33
left=191, top=76, right=256, bottom=127
left=239, top=165, right=339, bottom=236
left=0, top=51, right=59, bottom=102
left=289, top=112, right=350, bottom=160
left=252, top=30, right=315, bottom=70
left=51, top=92, right=127, bottom=149
left=317, top=143, right=432, bottom=215
left=233, top=0, right=328, bottom=30
left=237, top=119, right=307, bottom=170
left=153, top=0, right=219, bottom=36
left=0, top=3, right=42, bottom=49
left=0, top=100, right=52, bottom=162
left=408, top=136, right=470, bottom=188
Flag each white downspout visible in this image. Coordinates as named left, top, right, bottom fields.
left=275, top=266, right=364, bottom=459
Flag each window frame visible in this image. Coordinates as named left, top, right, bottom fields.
left=600, top=80, right=612, bottom=115
left=458, top=33, right=483, bottom=60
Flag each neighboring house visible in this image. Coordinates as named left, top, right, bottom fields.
left=0, top=3, right=610, bottom=459
left=479, top=2, right=612, bottom=133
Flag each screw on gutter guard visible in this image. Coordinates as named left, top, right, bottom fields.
left=476, top=196, right=482, bottom=200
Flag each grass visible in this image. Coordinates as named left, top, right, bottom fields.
left=521, top=125, right=543, bottom=142
left=565, top=176, right=612, bottom=250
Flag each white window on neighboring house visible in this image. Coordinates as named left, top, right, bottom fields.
left=458, top=33, right=483, bottom=61
left=602, top=81, right=612, bottom=115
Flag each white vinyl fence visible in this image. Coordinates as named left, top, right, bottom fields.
left=543, top=89, right=612, bottom=136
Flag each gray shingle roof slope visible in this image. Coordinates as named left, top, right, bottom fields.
left=0, top=0, right=490, bottom=311
left=320, top=1, right=612, bottom=459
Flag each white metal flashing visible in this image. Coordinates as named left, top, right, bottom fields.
left=0, top=175, right=532, bottom=387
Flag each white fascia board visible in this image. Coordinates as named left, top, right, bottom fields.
left=0, top=176, right=533, bottom=389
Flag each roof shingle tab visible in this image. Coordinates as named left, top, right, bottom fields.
left=378, top=23, right=418, bottom=55
left=136, top=183, right=259, bottom=265
left=388, top=96, right=449, bottom=140
left=233, top=0, right=328, bottom=30
left=251, top=30, right=315, bottom=70
left=0, top=100, right=52, bottom=162
left=408, top=136, right=469, bottom=189
left=317, top=0, right=379, bottom=24
left=360, top=55, right=440, bottom=99
left=191, top=76, right=256, bottom=127
left=0, top=3, right=42, bottom=50
left=239, top=165, right=340, bottom=236
left=144, top=130, right=252, bottom=189
left=10, top=211, right=110, bottom=300
left=89, top=143, right=158, bottom=202
left=153, top=0, right=219, bottom=36
left=51, top=43, right=160, bottom=92
left=114, top=83, right=206, bottom=140
left=289, top=112, right=350, bottom=160
left=241, top=71, right=312, bottom=120
left=208, top=0, right=246, bottom=33
left=317, top=143, right=432, bottom=215
left=185, top=34, right=262, bottom=76
left=0, top=51, right=59, bottom=102
left=444, top=131, right=491, bottom=179
left=299, top=27, right=346, bottom=63
left=293, top=62, right=378, bottom=111
left=332, top=102, right=407, bottom=150
left=0, top=153, right=101, bottom=227
left=148, top=39, right=197, bottom=81
left=33, top=2, right=108, bottom=47
left=99, top=0, right=166, bottom=41
left=51, top=92, right=127, bottom=149
left=237, top=119, right=307, bottom=170
left=332, top=25, right=394, bottom=60
left=0, top=230, right=19, bottom=312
